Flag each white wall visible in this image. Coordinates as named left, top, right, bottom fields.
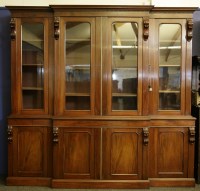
left=152, top=0, right=199, bottom=7
left=0, top=0, right=199, bottom=7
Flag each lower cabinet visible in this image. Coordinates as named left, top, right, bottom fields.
left=53, top=126, right=148, bottom=180
left=7, top=118, right=52, bottom=186
left=102, top=128, right=148, bottom=180
left=7, top=119, right=195, bottom=188
left=149, top=126, right=195, bottom=187
left=53, top=127, right=100, bottom=179
left=51, top=119, right=150, bottom=188
left=150, top=127, right=188, bottom=178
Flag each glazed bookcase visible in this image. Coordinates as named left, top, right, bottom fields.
left=7, top=5, right=196, bottom=188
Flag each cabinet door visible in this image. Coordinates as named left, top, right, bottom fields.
left=11, top=18, right=49, bottom=114
left=102, top=18, right=143, bottom=116
left=53, top=127, right=98, bottom=179
left=55, top=17, right=97, bottom=116
left=10, top=126, right=51, bottom=177
left=149, top=127, right=190, bottom=178
left=150, top=19, right=189, bottom=115
left=102, top=128, right=144, bottom=180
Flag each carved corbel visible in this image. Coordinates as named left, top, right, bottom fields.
left=7, top=126, right=13, bottom=143
left=53, top=127, right=59, bottom=143
left=189, top=127, right=195, bottom=144
left=186, top=19, right=193, bottom=42
left=143, top=18, right=149, bottom=41
left=10, top=18, right=16, bottom=40
left=143, top=127, right=149, bottom=145
left=54, top=17, right=60, bottom=40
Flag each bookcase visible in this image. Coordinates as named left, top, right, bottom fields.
left=7, top=5, right=196, bottom=188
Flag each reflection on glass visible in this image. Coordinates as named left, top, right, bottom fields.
left=65, top=22, right=91, bottom=110
left=112, top=22, right=138, bottom=110
left=159, top=24, right=181, bottom=110
left=22, top=23, right=44, bottom=109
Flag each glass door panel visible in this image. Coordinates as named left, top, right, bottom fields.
left=22, top=23, right=44, bottom=109
left=65, top=22, right=91, bottom=110
left=112, top=22, right=138, bottom=110
left=159, top=24, right=181, bottom=110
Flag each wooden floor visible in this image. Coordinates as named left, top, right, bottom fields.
left=1, top=178, right=200, bottom=191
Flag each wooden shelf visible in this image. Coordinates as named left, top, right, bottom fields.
left=65, top=39, right=91, bottom=42
left=22, top=64, right=44, bottom=66
left=159, top=109, right=181, bottom=111
left=112, top=67, right=137, bottom=70
left=65, top=93, right=90, bottom=96
left=159, top=65, right=180, bottom=67
left=22, top=87, right=44, bottom=91
left=159, top=90, right=180, bottom=93
left=112, top=93, right=137, bottom=97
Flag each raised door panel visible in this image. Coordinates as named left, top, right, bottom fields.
left=103, top=128, right=143, bottom=180
left=150, top=127, right=188, bottom=178
left=57, top=128, right=95, bottom=179
left=12, top=126, right=50, bottom=177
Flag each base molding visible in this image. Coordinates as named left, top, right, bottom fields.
left=52, top=179, right=149, bottom=189
left=149, top=178, right=195, bottom=187
left=6, top=177, right=51, bottom=187
left=6, top=177, right=196, bottom=188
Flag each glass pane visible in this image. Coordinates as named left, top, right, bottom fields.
left=159, top=24, right=181, bottom=110
left=23, top=90, right=44, bottom=109
left=159, top=93, right=180, bottom=110
left=22, top=23, right=44, bottom=109
left=66, top=96, right=90, bottom=110
left=112, top=22, right=138, bottom=110
left=65, top=22, right=91, bottom=110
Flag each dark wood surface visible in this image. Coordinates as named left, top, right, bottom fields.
left=6, top=5, right=196, bottom=188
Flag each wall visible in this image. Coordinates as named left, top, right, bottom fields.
left=0, top=8, right=11, bottom=176
left=0, top=0, right=150, bottom=6
left=193, top=9, right=200, bottom=57
left=0, top=0, right=199, bottom=6
left=0, top=1, right=200, bottom=176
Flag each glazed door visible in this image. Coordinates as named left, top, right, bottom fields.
left=55, top=17, right=97, bottom=116
left=11, top=18, right=49, bottom=114
left=102, top=18, right=143, bottom=116
left=150, top=19, right=189, bottom=115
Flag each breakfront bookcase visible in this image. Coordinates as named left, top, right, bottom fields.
left=6, top=5, right=197, bottom=188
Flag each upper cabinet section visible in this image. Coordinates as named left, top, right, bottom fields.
left=149, top=8, right=195, bottom=115
left=52, top=6, right=153, bottom=116
left=8, top=6, right=196, bottom=117
left=8, top=7, right=53, bottom=115
left=52, top=5, right=195, bottom=116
